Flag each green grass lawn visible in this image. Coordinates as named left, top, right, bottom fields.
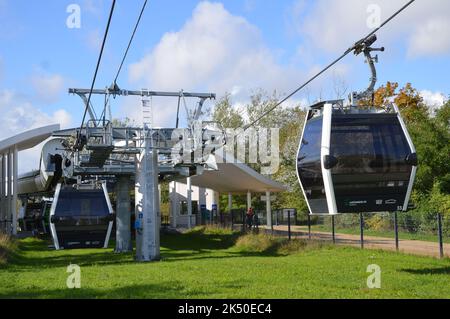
left=0, top=228, right=449, bottom=299
left=300, top=225, right=450, bottom=243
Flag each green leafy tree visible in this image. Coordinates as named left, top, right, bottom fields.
left=212, top=93, right=244, bottom=129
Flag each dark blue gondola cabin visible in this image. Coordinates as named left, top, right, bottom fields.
left=49, top=183, right=114, bottom=249
left=297, top=101, right=418, bottom=215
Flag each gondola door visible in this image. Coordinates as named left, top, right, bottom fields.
left=297, top=104, right=338, bottom=215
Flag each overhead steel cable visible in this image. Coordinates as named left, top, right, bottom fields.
left=77, top=0, right=116, bottom=145
left=100, top=0, right=148, bottom=123
left=242, top=0, right=416, bottom=131
left=113, top=0, right=148, bottom=87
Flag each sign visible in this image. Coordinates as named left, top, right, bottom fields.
left=261, top=195, right=276, bottom=201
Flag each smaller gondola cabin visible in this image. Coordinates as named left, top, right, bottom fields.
left=49, top=183, right=114, bottom=249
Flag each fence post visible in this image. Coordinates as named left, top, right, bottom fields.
left=231, top=211, right=234, bottom=231
left=308, top=214, right=311, bottom=240
left=331, top=215, right=336, bottom=244
left=360, top=213, right=364, bottom=249
left=438, top=213, right=444, bottom=259
left=394, top=212, right=399, bottom=251
left=288, top=210, right=291, bottom=241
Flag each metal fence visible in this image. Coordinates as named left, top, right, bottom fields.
left=272, top=212, right=449, bottom=259
left=0, top=219, right=10, bottom=234
left=214, top=210, right=449, bottom=259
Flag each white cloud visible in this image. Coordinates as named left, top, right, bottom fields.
left=420, top=90, right=447, bottom=114
left=408, top=18, right=450, bottom=57
left=128, top=1, right=306, bottom=126
left=30, top=72, right=65, bottom=103
left=292, top=0, right=450, bottom=57
left=0, top=90, right=72, bottom=173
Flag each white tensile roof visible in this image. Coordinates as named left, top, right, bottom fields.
left=184, top=149, right=287, bottom=194
left=0, top=124, right=60, bottom=153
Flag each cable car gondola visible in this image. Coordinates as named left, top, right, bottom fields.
left=49, top=183, right=114, bottom=250
left=296, top=35, right=418, bottom=215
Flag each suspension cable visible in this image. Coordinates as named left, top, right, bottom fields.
left=242, top=0, right=416, bottom=131
left=113, top=0, right=148, bottom=86
left=77, top=0, right=116, bottom=144
left=99, top=0, right=148, bottom=125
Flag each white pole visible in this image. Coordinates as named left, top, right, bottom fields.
left=228, top=193, right=232, bottom=214
left=0, top=154, right=3, bottom=231
left=187, top=177, right=192, bottom=229
left=7, top=151, right=12, bottom=235
left=12, top=147, right=18, bottom=235
left=171, top=182, right=178, bottom=228
left=247, top=191, right=252, bottom=211
left=266, top=191, right=272, bottom=228
left=2, top=154, right=6, bottom=233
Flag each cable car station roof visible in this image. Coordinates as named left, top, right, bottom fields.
left=184, top=151, right=287, bottom=194
left=0, top=124, right=60, bottom=153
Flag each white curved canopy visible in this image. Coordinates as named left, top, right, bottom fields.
left=0, top=124, right=60, bottom=153
left=186, top=150, right=287, bottom=194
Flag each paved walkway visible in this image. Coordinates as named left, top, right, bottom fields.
left=261, top=225, right=449, bottom=259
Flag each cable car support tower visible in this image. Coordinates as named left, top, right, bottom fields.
left=53, top=86, right=225, bottom=261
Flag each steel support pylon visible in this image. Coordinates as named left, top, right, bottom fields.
left=135, top=136, right=160, bottom=262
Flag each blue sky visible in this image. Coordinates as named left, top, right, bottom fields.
left=0, top=0, right=449, bottom=171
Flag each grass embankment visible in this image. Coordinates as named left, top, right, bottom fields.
left=0, top=226, right=449, bottom=299
left=0, top=234, right=17, bottom=266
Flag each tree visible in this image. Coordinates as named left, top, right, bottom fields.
left=212, top=93, right=244, bottom=129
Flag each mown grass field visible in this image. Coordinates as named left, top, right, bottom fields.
left=0, top=228, right=449, bottom=299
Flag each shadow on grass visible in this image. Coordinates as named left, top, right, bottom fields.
left=0, top=281, right=231, bottom=299
left=161, top=231, right=238, bottom=251
left=6, top=231, right=268, bottom=270
left=401, top=266, right=450, bottom=275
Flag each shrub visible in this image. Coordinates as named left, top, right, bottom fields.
left=365, top=214, right=391, bottom=232
left=234, top=233, right=329, bottom=255
left=234, top=233, right=278, bottom=253
left=0, top=233, right=17, bottom=266
left=185, top=225, right=236, bottom=236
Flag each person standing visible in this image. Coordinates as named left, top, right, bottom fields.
left=246, top=207, right=254, bottom=230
